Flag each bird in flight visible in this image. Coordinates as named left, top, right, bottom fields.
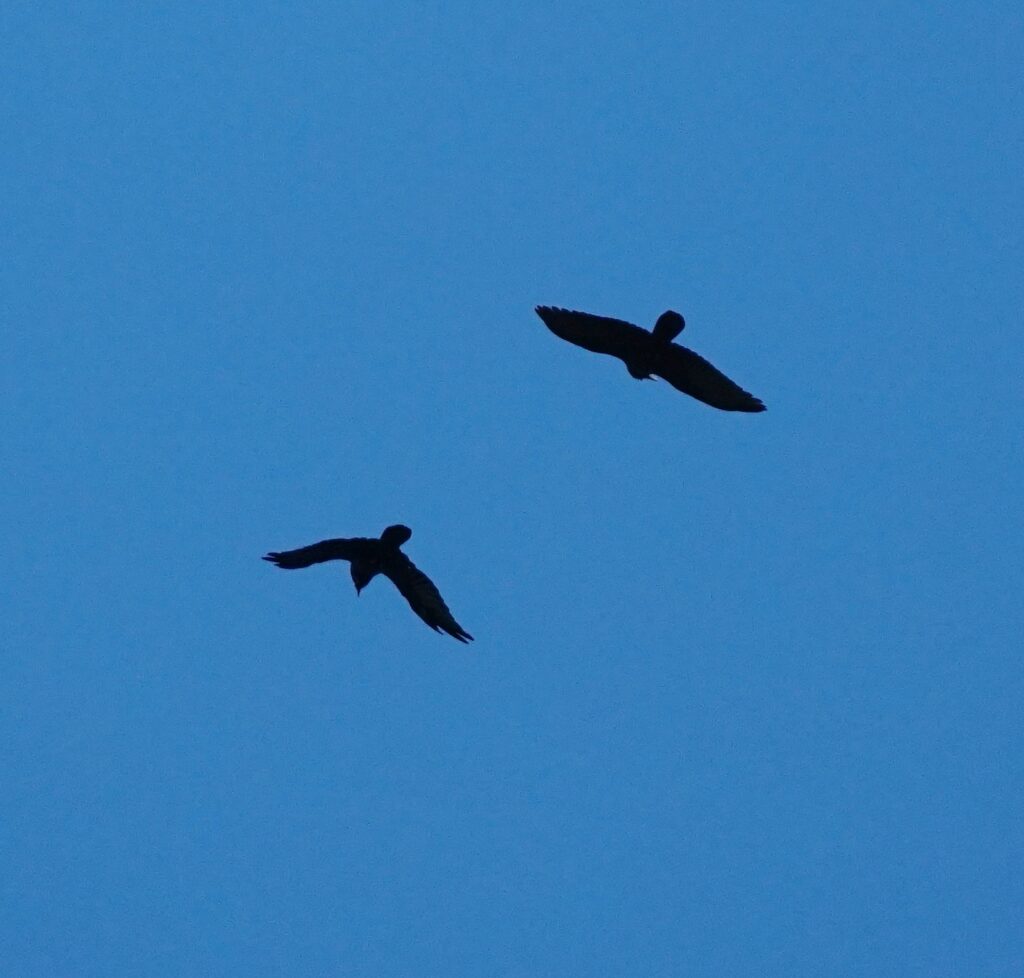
left=535, top=306, right=766, bottom=412
left=263, top=524, right=473, bottom=643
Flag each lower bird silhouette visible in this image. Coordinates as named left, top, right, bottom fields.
left=263, top=524, right=473, bottom=642
left=536, top=305, right=766, bottom=412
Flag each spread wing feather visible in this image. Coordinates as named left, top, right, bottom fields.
left=535, top=306, right=648, bottom=363
left=653, top=344, right=766, bottom=412
left=382, top=552, right=474, bottom=643
left=263, top=537, right=373, bottom=569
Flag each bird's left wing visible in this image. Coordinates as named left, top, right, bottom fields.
left=263, top=537, right=370, bottom=569
left=535, top=306, right=649, bottom=362
left=382, top=552, right=474, bottom=643
left=652, top=343, right=766, bottom=412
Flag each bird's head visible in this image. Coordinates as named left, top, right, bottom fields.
left=351, top=563, right=377, bottom=595
left=627, top=362, right=653, bottom=380
left=380, top=524, right=412, bottom=549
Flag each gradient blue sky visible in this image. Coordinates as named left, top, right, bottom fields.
left=4, top=3, right=1022, bottom=975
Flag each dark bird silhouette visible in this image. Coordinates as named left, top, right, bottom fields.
left=263, top=524, right=473, bottom=643
left=535, top=306, right=766, bottom=412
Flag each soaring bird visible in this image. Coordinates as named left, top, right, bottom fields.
left=535, top=306, right=766, bottom=412
left=263, top=524, right=473, bottom=643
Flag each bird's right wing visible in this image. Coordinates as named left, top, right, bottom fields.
left=535, top=306, right=649, bottom=362
left=382, top=552, right=474, bottom=643
left=263, top=538, right=370, bottom=569
left=653, top=344, right=766, bottom=412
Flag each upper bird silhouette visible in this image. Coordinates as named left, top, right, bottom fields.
left=535, top=306, right=766, bottom=412
left=263, top=524, right=473, bottom=643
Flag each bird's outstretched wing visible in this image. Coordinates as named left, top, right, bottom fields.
left=652, top=344, right=766, bottom=412
left=382, top=552, right=474, bottom=643
left=535, top=306, right=648, bottom=363
left=263, top=538, right=372, bottom=569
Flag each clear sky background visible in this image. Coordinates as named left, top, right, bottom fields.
left=3, top=2, right=1022, bottom=975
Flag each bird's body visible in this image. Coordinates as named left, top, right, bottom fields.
left=535, top=306, right=766, bottom=412
left=263, top=524, right=473, bottom=643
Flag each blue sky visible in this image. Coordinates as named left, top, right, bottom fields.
left=3, top=2, right=1022, bottom=975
